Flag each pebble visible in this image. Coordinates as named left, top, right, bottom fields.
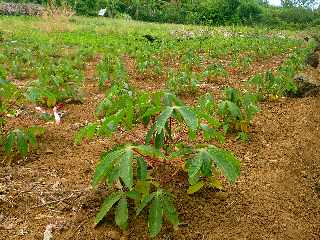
left=215, top=191, right=229, bottom=201
left=107, top=230, right=121, bottom=240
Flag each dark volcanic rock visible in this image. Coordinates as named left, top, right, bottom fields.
left=0, top=3, right=44, bottom=16
left=291, top=75, right=320, bottom=97
left=305, top=52, right=319, bottom=68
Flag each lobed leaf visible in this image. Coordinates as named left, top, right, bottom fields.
left=92, top=149, right=125, bottom=187
left=4, top=131, right=15, bottom=154
left=187, top=155, right=203, bottom=185
left=95, top=191, right=123, bottom=225
left=148, top=191, right=163, bottom=238
left=175, top=106, right=198, bottom=131
left=16, top=130, right=28, bottom=157
left=137, top=157, right=148, bottom=181
left=136, top=192, right=155, bottom=215
left=115, top=196, right=129, bottom=230
left=162, top=193, right=179, bottom=228
left=155, top=107, right=173, bottom=134
left=187, top=180, right=205, bottom=194
left=120, top=149, right=134, bottom=190
left=208, top=148, right=240, bottom=183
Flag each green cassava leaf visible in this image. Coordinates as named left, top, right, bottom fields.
left=141, top=106, right=161, bottom=119
left=135, top=180, right=151, bottom=196
left=187, top=180, right=205, bottom=194
left=200, top=150, right=213, bottom=177
left=16, top=130, right=28, bottom=157
left=95, top=98, right=112, bottom=117
left=137, top=157, right=147, bottom=181
left=4, top=131, right=15, bottom=154
left=135, top=145, right=163, bottom=158
left=219, top=100, right=241, bottom=119
left=226, top=101, right=241, bottom=118
left=187, top=155, right=203, bottom=185
left=169, top=146, right=193, bottom=159
left=115, top=196, right=128, bottom=230
left=162, top=193, right=179, bottom=228
left=75, top=123, right=97, bottom=145
left=92, top=149, right=125, bottom=187
left=155, top=107, right=173, bottom=134
left=145, top=124, right=156, bottom=144
left=95, top=191, right=123, bottom=225
left=106, top=165, right=121, bottom=186
left=136, top=192, right=155, bottom=215
left=208, top=147, right=240, bottom=183
left=175, top=106, right=198, bottom=131
left=200, top=124, right=225, bottom=143
left=148, top=191, right=163, bottom=238
left=154, top=130, right=164, bottom=149
left=120, top=149, right=134, bottom=190
left=127, top=190, right=140, bottom=200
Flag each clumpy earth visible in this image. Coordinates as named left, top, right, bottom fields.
left=0, top=57, right=320, bottom=240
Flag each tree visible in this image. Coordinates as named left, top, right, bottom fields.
left=281, top=0, right=319, bottom=9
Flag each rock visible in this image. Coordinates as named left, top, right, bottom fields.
left=215, top=191, right=229, bottom=201
left=0, top=222, right=15, bottom=230
left=120, top=235, right=128, bottom=240
left=143, top=34, right=157, bottom=43
left=291, top=75, right=320, bottom=97
left=305, top=52, right=319, bottom=68
left=0, top=2, right=44, bottom=16
left=315, top=41, right=320, bottom=52
left=45, top=148, right=54, bottom=154
left=43, top=224, right=54, bottom=240
left=107, top=230, right=121, bottom=240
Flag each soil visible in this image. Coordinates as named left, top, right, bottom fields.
left=1, top=56, right=320, bottom=240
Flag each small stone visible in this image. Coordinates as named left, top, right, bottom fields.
left=45, top=148, right=54, bottom=154
left=305, top=52, right=319, bottom=68
left=1, top=222, right=15, bottom=230
left=43, top=224, right=54, bottom=240
left=215, top=191, right=229, bottom=201
left=0, top=183, right=7, bottom=194
left=120, top=235, right=128, bottom=240
left=314, top=183, right=320, bottom=193
left=107, top=230, right=121, bottom=240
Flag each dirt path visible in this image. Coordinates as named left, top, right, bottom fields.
left=1, top=58, right=320, bottom=239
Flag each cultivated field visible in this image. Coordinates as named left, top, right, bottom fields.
left=0, top=16, right=320, bottom=239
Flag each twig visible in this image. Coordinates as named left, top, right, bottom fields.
left=67, top=220, right=86, bottom=240
left=31, top=193, right=76, bottom=209
left=132, top=148, right=184, bottom=167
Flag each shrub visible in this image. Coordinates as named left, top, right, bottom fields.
left=237, top=0, right=262, bottom=24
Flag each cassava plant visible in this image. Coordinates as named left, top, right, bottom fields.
left=0, top=74, right=45, bottom=162
left=248, top=39, right=316, bottom=99
left=26, top=59, right=84, bottom=107
left=76, top=83, right=241, bottom=237
left=218, top=88, right=260, bottom=140
left=166, top=68, right=200, bottom=95
left=1, top=126, right=45, bottom=160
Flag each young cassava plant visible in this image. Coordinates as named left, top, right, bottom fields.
left=218, top=88, right=260, bottom=140
left=0, top=71, right=45, bottom=162
left=76, top=84, right=241, bottom=237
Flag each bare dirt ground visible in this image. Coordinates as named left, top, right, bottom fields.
left=0, top=57, right=320, bottom=240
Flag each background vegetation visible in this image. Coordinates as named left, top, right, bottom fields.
left=1, top=0, right=320, bottom=29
